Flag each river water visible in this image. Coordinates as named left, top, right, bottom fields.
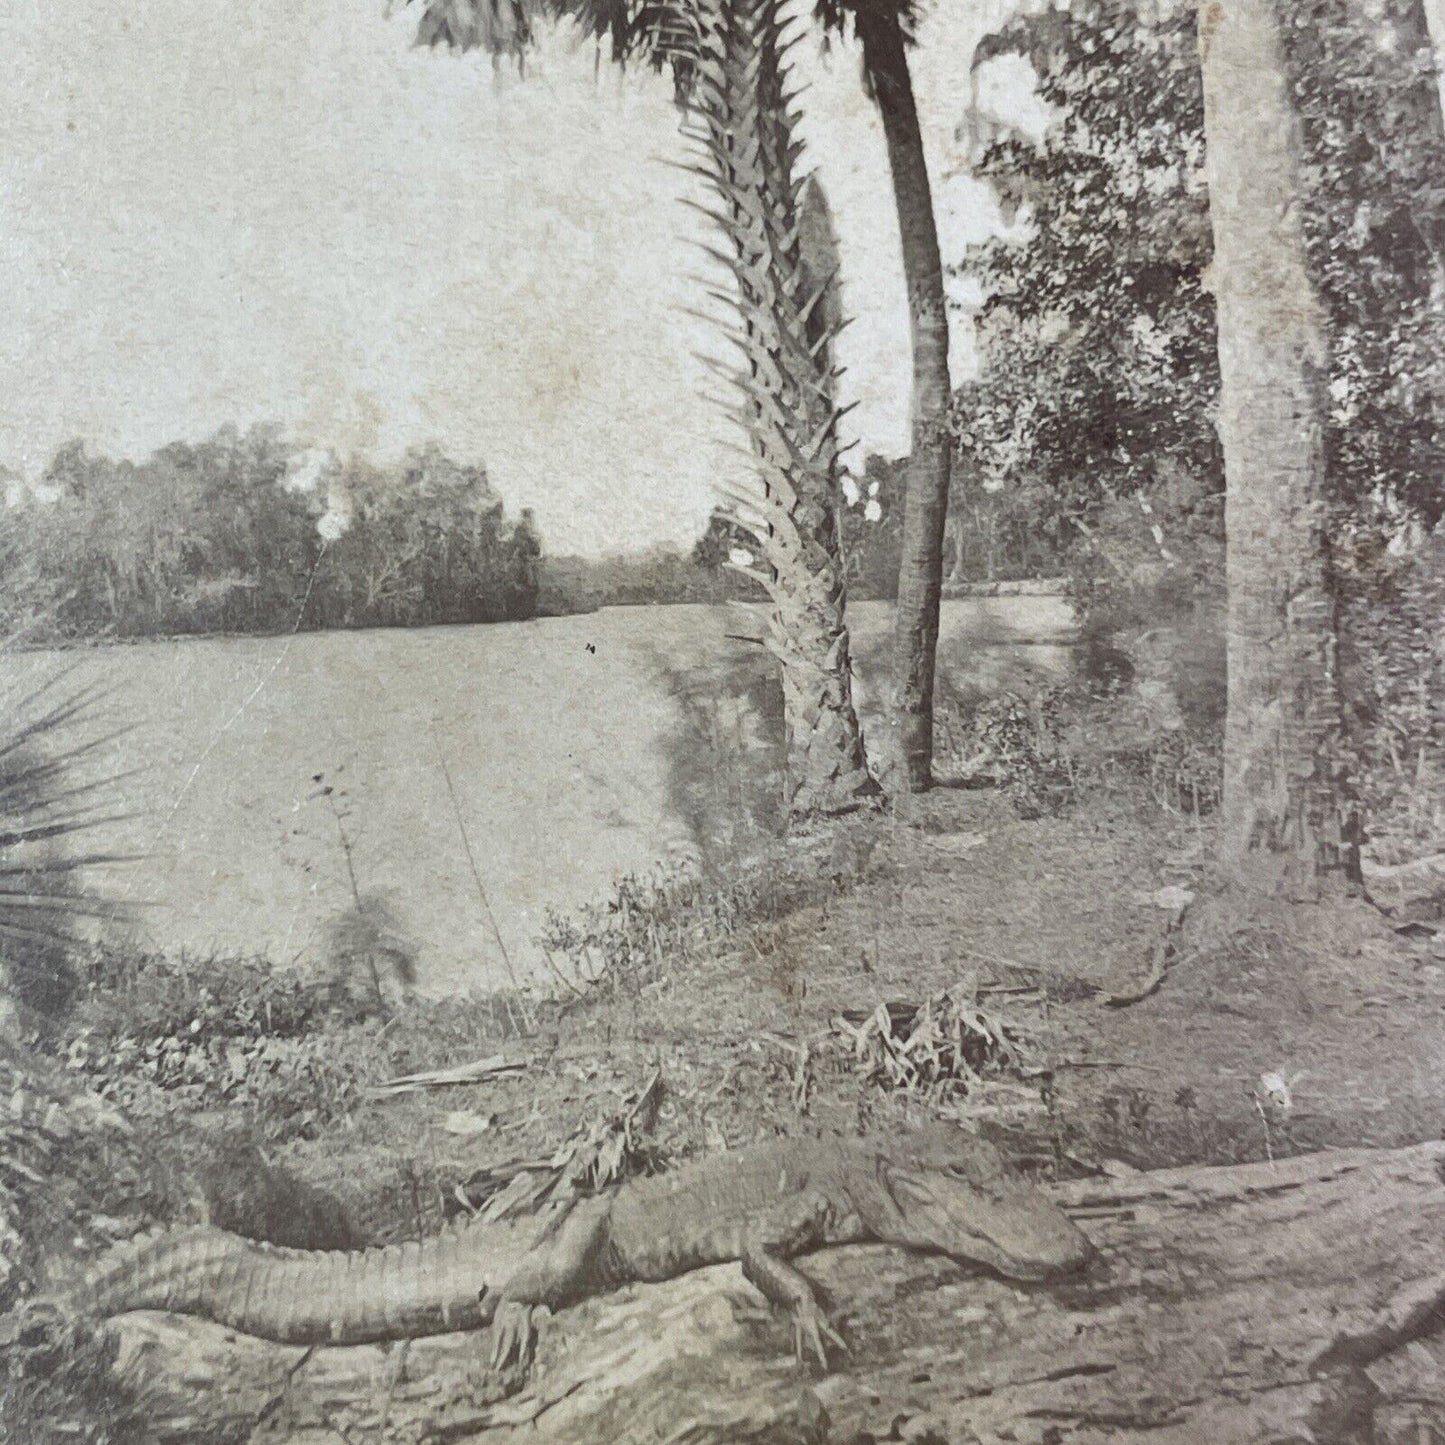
left=7, top=597, right=1074, bottom=993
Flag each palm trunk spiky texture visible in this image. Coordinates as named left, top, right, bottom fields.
left=679, top=0, right=877, bottom=819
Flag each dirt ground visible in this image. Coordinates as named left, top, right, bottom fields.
left=13, top=780, right=1445, bottom=1445
left=269, top=786, right=1445, bottom=1242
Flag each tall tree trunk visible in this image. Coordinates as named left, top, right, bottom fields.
left=1427, top=0, right=1445, bottom=112
left=1395, top=0, right=1445, bottom=447
left=1197, top=0, right=1360, bottom=891
left=685, top=0, right=877, bottom=821
left=855, top=5, right=953, bottom=793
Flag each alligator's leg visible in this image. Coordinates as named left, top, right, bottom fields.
left=486, top=1197, right=611, bottom=1371
left=739, top=1194, right=849, bottom=1369
left=741, top=1246, right=848, bottom=1368
left=488, top=1302, right=550, bottom=1375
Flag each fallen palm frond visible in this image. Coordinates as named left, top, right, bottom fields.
left=455, top=1067, right=667, bottom=1222
left=833, top=987, right=1027, bottom=1097
left=365, top=1053, right=527, bottom=1100
left=549, top=1064, right=666, bottom=1196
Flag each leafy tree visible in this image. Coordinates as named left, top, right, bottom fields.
left=955, top=1, right=1221, bottom=576
left=960, top=0, right=1444, bottom=538
left=4, top=429, right=533, bottom=639
left=505, top=507, right=543, bottom=620
left=318, top=443, right=516, bottom=627
left=1286, top=0, right=1445, bottom=540
left=150, top=424, right=315, bottom=631
left=958, top=0, right=1444, bottom=770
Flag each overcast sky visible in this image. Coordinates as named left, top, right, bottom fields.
left=2, top=0, right=1047, bottom=555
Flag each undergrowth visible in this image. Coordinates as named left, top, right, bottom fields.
left=49, top=948, right=534, bottom=1145
left=1, top=1318, right=152, bottom=1445
left=55, top=949, right=376, bottom=1140
left=1045, top=1080, right=1311, bottom=1175
left=538, top=836, right=878, bottom=994
left=1343, top=527, right=1445, bottom=860
left=937, top=682, right=1223, bottom=823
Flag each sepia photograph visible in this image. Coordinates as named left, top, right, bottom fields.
left=2, top=0, right=1444, bottom=1439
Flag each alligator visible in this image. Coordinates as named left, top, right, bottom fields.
left=46, top=1124, right=1094, bottom=1368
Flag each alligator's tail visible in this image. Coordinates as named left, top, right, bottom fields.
left=68, top=1221, right=501, bottom=1344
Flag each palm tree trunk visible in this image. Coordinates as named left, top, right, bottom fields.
left=685, top=0, right=877, bottom=821
left=1198, top=0, right=1360, bottom=891
left=855, top=4, right=952, bottom=793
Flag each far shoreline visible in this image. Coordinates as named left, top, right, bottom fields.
left=5, top=579, right=1074, bottom=655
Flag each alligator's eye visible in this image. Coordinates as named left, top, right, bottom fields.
left=942, top=1163, right=983, bottom=1185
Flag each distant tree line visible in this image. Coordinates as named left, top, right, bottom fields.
left=539, top=546, right=756, bottom=613
left=1, top=423, right=935, bottom=641
left=0, top=425, right=544, bottom=641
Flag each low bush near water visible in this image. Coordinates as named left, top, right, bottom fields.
left=59, top=951, right=374, bottom=1139
left=538, top=836, right=883, bottom=993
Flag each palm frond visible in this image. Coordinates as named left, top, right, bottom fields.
left=0, top=641, right=133, bottom=1020
left=407, top=0, right=692, bottom=83
left=410, top=0, right=535, bottom=57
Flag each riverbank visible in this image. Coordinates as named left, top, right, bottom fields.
left=3, top=600, right=1077, bottom=993
left=10, top=765, right=1445, bottom=1442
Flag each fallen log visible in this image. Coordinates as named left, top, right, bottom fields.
left=100, top=1143, right=1445, bottom=1443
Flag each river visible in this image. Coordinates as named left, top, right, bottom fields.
left=7, top=597, right=1074, bottom=993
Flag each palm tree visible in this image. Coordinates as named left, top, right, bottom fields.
left=409, top=0, right=880, bottom=817
left=821, top=1, right=951, bottom=793
left=682, top=2, right=876, bottom=817
left=1196, top=0, right=1360, bottom=889
left=406, top=0, right=952, bottom=794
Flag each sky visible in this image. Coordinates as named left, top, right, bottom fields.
left=2, top=0, right=1051, bottom=556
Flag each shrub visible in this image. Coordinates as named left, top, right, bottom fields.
left=1, top=1317, right=148, bottom=1445
left=0, top=663, right=131, bottom=1030
left=1342, top=527, right=1445, bottom=857
left=538, top=838, right=878, bottom=993
left=58, top=950, right=381, bottom=1141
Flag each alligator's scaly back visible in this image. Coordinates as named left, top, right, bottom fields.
left=56, top=1131, right=1093, bottom=1354
left=66, top=1214, right=545, bottom=1344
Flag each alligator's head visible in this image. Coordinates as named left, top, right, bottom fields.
left=861, top=1125, right=1094, bottom=1283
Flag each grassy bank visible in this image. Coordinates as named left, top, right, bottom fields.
left=5, top=686, right=1444, bottom=1441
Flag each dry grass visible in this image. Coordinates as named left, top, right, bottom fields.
left=833, top=988, right=1026, bottom=1097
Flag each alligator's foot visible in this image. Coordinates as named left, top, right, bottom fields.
left=489, top=1300, right=550, bottom=1374
left=0, top=1297, right=66, bottom=1349
left=787, top=1295, right=848, bottom=1371
left=741, top=1240, right=849, bottom=1370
